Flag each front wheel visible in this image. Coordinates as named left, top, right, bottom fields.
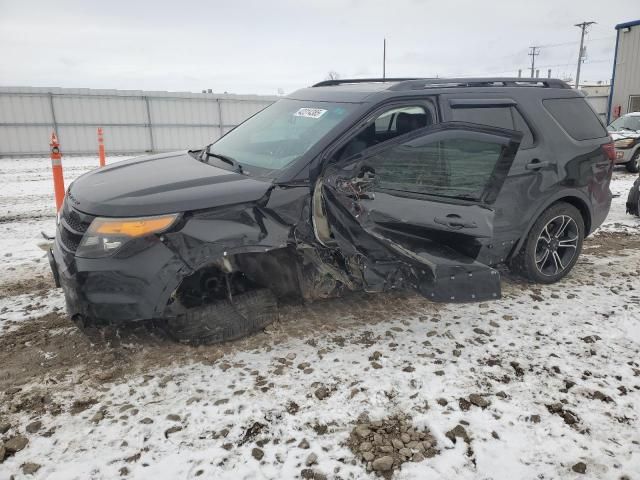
left=626, top=150, right=640, bottom=173
left=165, top=288, right=278, bottom=345
left=510, top=202, right=585, bottom=284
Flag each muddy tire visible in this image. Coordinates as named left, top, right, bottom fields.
left=627, top=176, right=640, bottom=216
left=625, top=151, right=640, bottom=174
left=165, top=289, right=277, bottom=345
left=510, top=202, right=584, bottom=284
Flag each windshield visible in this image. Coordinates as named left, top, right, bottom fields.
left=209, top=99, right=355, bottom=172
left=608, top=115, right=640, bottom=132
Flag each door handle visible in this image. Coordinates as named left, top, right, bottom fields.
left=434, top=215, right=478, bottom=230
left=525, top=159, right=550, bottom=170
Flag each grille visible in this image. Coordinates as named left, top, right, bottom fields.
left=62, top=205, right=91, bottom=233
left=59, top=202, right=94, bottom=253
left=60, top=226, right=82, bottom=252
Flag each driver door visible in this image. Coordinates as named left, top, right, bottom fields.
left=317, top=122, right=522, bottom=302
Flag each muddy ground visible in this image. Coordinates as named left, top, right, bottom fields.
left=0, top=230, right=636, bottom=397
left=1, top=229, right=639, bottom=479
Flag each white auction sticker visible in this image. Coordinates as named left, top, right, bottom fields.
left=294, top=107, right=328, bottom=119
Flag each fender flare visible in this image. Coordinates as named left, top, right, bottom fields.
left=508, top=189, right=593, bottom=260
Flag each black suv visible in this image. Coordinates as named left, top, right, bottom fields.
left=49, top=77, right=614, bottom=344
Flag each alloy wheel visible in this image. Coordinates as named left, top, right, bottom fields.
left=534, top=215, right=579, bottom=277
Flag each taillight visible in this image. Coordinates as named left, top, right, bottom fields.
left=602, top=139, right=616, bottom=162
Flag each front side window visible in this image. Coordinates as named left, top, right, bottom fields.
left=367, top=131, right=506, bottom=201
left=210, top=99, right=356, bottom=172
left=338, top=104, right=434, bottom=160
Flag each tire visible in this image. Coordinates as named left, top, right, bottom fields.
left=627, top=176, right=640, bottom=217
left=510, top=202, right=585, bottom=284
left=625, top=151, right=640, bottom=174
left=165, top=288, right=277, bottom=345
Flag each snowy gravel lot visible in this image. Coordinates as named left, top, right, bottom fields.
left=0, top=156, right=639, bottom=480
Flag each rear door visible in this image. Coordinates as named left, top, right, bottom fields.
left=440, top=95, right=553, bottom=264
left=317, top=122, right=522, bottom=302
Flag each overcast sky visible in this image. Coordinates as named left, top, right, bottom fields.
left=0, top=0, right=635, bottom=95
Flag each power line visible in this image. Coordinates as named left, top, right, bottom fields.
left=528, top=46, right=541, bottom=77
left=575, top=21, right=597, bottom=88
left=529, top=59, right=609, bottom=69
left=536, top=35, right=615, bottom=49
left=382, top=38, right=386, bottom=80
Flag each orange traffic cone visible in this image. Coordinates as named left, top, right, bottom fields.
left=98, top=127, right=106, bottom=167
left=50, top=132, right=65, bottom=212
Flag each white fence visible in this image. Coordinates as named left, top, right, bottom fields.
left=1, top=86, right=612, bottom=157
left=0, top=87, right=278, bottom=157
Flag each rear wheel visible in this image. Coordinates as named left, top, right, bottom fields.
left=510, top=202, right=584, bottom=283
left=626, top=150, right=640, bottom=173
left=165, top=288, right=277, bottom=345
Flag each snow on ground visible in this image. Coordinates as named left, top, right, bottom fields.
left=0, top=289, right=65, bottom=334
left=0, top=158, right=639, bottom=480
left=599, top=170, right=639, bottom=234
left=0, top=156, right=133, bottom=287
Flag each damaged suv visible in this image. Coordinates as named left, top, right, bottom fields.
left=49, top=78, right=614, bottom=344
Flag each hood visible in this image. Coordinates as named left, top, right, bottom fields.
left=67, top=151, right=273, bottom=217
left=609, top=130, right=640, bottom=140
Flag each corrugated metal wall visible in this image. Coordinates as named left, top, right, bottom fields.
left=611, top=23, right=640, bottom=117
left=0, top=87, right=278, bottom=157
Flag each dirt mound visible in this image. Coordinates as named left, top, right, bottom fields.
left=347, top=414, right=438, bottom=478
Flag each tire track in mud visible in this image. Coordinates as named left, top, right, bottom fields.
left=0, top=213, right=54, bottom=224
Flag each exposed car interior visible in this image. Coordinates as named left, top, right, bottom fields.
left=338, top=105, right=434, bottom=160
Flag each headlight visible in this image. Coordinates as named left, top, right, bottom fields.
left=76, top=213, right=179, bottom=258
left=614, top=138, right=636, bottom=148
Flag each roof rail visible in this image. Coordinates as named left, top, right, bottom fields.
left=312, top=78, right=419, bottom=87
left=388, top=77, right=570, bottom=90
left=312, top=77, right=570, bottom=90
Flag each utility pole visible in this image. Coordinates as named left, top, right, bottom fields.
left=382, top=38, right=386, bottom=80
left=574, top=21, right=596, bottom=89
left=528, top=46, right=540, bottom=78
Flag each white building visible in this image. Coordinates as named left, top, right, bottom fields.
left=608, top=19, right=640, bottom=122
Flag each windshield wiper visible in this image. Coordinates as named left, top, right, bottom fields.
left=203, top=149, right=244, bottom=173
left=618, top=126, right=636, bottom=132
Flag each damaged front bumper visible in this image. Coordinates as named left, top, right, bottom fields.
left=49, top=235, right=185, bottom=324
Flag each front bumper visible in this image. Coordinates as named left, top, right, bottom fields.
left=614, top=148, right=636, bottom=164
left=49, top=234, right=185, bottom=324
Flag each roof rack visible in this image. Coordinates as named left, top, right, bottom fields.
left=312, top=77, right=570, bottom=90
left=312, top=78, right=419, bottom=87
left=389, top=77, right=570, bottom=90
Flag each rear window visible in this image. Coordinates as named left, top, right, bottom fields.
left=542, top=98, right=607, bottom=141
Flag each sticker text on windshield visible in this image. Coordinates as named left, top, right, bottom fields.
left=294, top=108, right=328, bottom=119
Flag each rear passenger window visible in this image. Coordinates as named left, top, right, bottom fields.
left=451, top=106, right=534, bottom=149
left=369, top=133, right=506, bottom=201
left=543, top=98, right=607, bottom=140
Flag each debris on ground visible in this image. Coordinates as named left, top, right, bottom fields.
left=347, top=414, right=438, bottom=478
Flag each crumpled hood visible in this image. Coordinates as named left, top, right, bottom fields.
left=610, top=130, right=640, bottom=141
left=67, top=151, right=273, bottom=217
